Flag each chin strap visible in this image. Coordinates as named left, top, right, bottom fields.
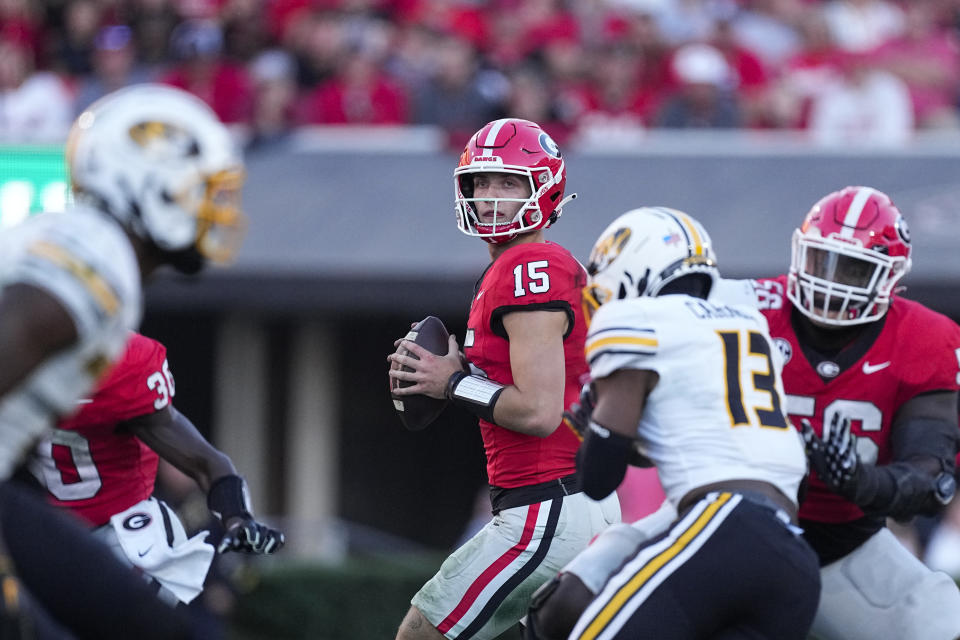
left=547, top=193, right=578, bottom=227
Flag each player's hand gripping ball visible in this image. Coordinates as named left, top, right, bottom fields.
left=390, top=316, right=451, bottom=431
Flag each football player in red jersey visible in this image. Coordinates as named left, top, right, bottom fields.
left=388, top=118, right=620, bottom=640
left=32, top=332, right=284, bottom=606
left=722, top=186, right=960, bottom=640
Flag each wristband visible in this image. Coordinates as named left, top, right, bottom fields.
left=208, top=475, right=253, bottom=522
left=446, top=371, right=505, bottom=424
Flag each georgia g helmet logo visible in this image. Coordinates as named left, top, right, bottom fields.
left=896, top=214, right=910, bottom=243
left=539, top=132, right=560, bottom=158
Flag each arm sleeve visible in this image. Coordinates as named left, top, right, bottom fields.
left=577, top=420, right=633, bottom=500
left=853, top=416, right=959, bottom=519
left=898, top=313, right=960, bottom=401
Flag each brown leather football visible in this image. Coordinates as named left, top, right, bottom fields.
left=391, top=316, right=450, bottom=431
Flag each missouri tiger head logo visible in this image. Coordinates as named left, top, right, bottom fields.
left=587, top=227, right=632, bottom=277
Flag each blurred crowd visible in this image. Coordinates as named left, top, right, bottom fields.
left=2, top=0, right=960, bottom=149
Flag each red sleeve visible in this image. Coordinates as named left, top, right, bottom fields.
left=80, top=334, right=173, bottom=425
left=485, top=242, right=584, bottom=339
left=898, top=305, right=960, bottom=401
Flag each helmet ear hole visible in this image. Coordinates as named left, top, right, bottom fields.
left=459, top=176, right=474, bottom=199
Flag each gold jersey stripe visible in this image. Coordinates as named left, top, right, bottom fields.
left=28, top=241, right=119, bottom=316
left=577, top=492, right=734, bottom=640
left=585, top=335, right=658, bottom=359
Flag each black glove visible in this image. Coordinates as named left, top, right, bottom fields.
left=800, top=413, right=859, bottom=497
left=564, top=383, right=653, bottom=468
left=218, top=517, right=285, bottom=555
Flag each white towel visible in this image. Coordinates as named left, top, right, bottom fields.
left=108, top=497, right=215, bottom=604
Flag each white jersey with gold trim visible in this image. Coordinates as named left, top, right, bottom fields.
left=708, top=277, right=760, bottom=308
left=0, top=206, right=141, bottom=479
left=586, top=294, right=806, bottom=507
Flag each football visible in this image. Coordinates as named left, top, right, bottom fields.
left=391, top=316, right=451, bottom=431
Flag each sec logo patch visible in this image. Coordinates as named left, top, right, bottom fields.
left=774, top=338, right=792, bottom=365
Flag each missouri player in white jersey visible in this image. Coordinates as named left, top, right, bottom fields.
left=526, top=208, right=819, bottom=640
left=0, top=84, right=246, bottom=639
left=0, top=207, right=141, bottom=481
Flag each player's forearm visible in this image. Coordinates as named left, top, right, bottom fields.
left=855, top=409, right=960, bottom=519
left=850, top=458, right=948, bottom=519
left=187, top=449, right=238, bottom=493
left=491, top=386, right=562, bottom=437
left=133, top=407, right=238, bottom=491
left=577, top=417, right=633, bottom=500
left=446, top=370, right=563, bottom=436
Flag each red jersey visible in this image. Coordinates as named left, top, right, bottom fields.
left=34, top=333, right=173, bottom=526
left=755, top=275, right=960, bottom=523
left=464, top=241, right=588, bottom=488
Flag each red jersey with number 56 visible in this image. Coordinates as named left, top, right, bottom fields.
left=464, top=241, right=587, bottom=488
left=754, top=274, right=960, bottom=523
left=33, top=333, right=174, bottom=526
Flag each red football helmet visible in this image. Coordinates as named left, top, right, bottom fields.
left=454, top=119, right=576, bottom=244
left=787, top=186, right=912, bottom=326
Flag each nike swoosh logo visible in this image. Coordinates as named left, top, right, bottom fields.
left=137, top=546, right=153, bottom=557
left=862, top=361, right=891, bottom=374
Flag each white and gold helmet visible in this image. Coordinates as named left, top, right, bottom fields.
left=66, top=84, right=245, bottom=272
left=584, top=207, right=718, bottom=316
